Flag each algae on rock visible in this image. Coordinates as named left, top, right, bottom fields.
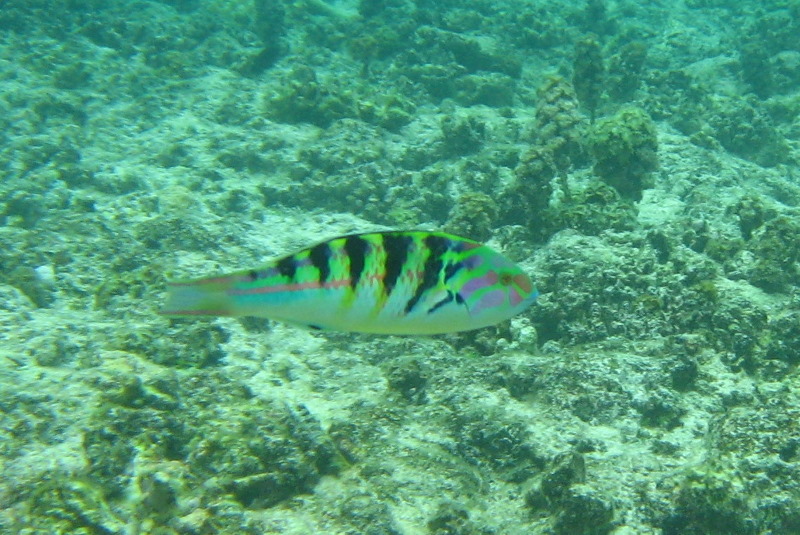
left=589, top=106, right=658, bottom=201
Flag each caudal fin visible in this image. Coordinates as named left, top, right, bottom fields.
left=160, top=278, right=236, bottom=317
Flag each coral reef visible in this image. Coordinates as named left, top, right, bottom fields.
left=499, top=145, right=557, bottom=238
left=265, top=65, right=357, bottom=128
left=705, top=95, right=790, bottom=167
left=500, top=75, right=591, bottom=241
left=745, top=215, right=800, bottom=293
left=445, top=192, right=498, bottom=243
left=245, top=0, right=286, bottom=75
left=4, top=361, right=344, bottom=532
left=440, top=114, right=486, bottom=158
left=531, top=75, right=590, bottom=173
left=607, top=41, right=648, bottom=102
left=553, top=182, right=637, bottom=235
left=572, top=34, right=605, bottom=120
left=589, top=106, right=659, bottom=201
left=2, top=0, right=800, bottom=533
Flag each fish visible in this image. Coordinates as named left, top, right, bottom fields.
left=161, top=231, right=537, bottom=335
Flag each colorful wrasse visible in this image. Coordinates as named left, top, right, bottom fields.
left=161, top=231, right=537, bottom=335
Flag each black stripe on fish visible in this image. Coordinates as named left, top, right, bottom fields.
left=276, top=255, right=297, bottom=280
left=427, top=291, right=454, bottom=314
left=382, top=233, right=412, bottom=296
left=404, top=234, right=448, bottom=314
left=309, top=242, right=332, bottom=283
left=443, top=261, right=462, bottom=283
left=344, top=235, right=369, bottom=289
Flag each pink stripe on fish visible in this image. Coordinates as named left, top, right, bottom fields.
left=171, top=275, right=246, bottom=286
left=460, top=271, right=498, bottom=297
left=163, top=309, right=234, bottom=316
left=231, top=278, right=351, bottom=295
left=509, top=289, right=523, bottom=306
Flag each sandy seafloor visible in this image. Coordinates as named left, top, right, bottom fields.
left=1, top=0, right=800, bottom=533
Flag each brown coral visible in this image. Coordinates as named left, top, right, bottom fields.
left=533, top=75, right=590, bottom=173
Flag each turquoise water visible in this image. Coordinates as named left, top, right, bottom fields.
left=1, top=0, right=799, bottom=532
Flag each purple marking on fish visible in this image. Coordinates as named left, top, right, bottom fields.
left=461, top=271, right=498, bottom=295
left=471, top=289, right=506, bottom=314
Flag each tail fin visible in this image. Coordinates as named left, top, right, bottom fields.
left=160, top=278, right=237, bottom=317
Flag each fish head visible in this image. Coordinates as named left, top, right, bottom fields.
left=454, top=247, right=538, bottom=328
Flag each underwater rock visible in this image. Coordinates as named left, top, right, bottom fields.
left=552, top=486, right=614, bottom=535
left=358, top=0, right=404, bottom=19
left=25, top=478, right=127, bottom=534
left=526, top=450, right=613, bottom=534
left=739, top=6, right=800, bottom=97
left=745, top=215, right=800, bottom=293
left=661, top=473, right=755, bottom=535
left=589, top=106, right=658, bottom=201
left=265, top=65, right=357, bottom=128
left=572, top=34, right=605, bottom=120
left=705, top=94, right=789, bottom=167
left=540, top=451, right=586, bottom=504
left=607, top=40, right=648, bottom=102
left=384, top=356, right=429, bottom=404
left=553, top=182, right=637, bottom=235
left=52, top=61, right=93, bottom=90
left=2, top=191, right=47, bottom=228
left=7, top=264, right=55, bottom=308
left=339, top=493, right=402, bottom=534
left=414, top=26, right=522, bottom=78
left=454, top=408, right=544, bottom=483
left=209, top=403, right=341, bottom=508
left=656, top=377, right=800, bottom=534
left=247, top=0, right=286, bottom=74
left=533, top=75, right=590, bottom=172
left=765, top=310, right=800, bottom=366
left=445, top=192, right=498, bottom=243
left=454, top=72, right=516, bottom=107
left=634, top=388, right=685, bottom=430
left=667, top=354, right=699, bottom=392
left=259, top=120, right=398, bottom=220
left=427, top=501, right=483, bottom=535
left=732, top=194, right=777, bottom=240
left=119, top=320, right=229, bottom=368
left=440, top=114, right=486, bottom=158
left=357, top=94, right=416, bottom=132
left=578, top=0, right=615, bottom=36
left=79, top=367, right=343, bottom=524
left=136, top=469, right=178, bottom=517
left=29, top=328, right=81, bottom=367
left=501, top=76, right=592, bottom=240
left=499, top=145, right=556, bottom=234
left=404, top=61, right=467, bottom=102
left=739, top=41, right=776, bottom=99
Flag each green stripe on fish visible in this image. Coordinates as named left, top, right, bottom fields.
left=161, top=231, right=537, bottom=335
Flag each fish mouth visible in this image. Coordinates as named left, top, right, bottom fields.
left=521, top=290, right=539, bottom=309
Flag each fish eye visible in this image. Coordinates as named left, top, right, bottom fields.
left=499, top=272, right=513, bottom=286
